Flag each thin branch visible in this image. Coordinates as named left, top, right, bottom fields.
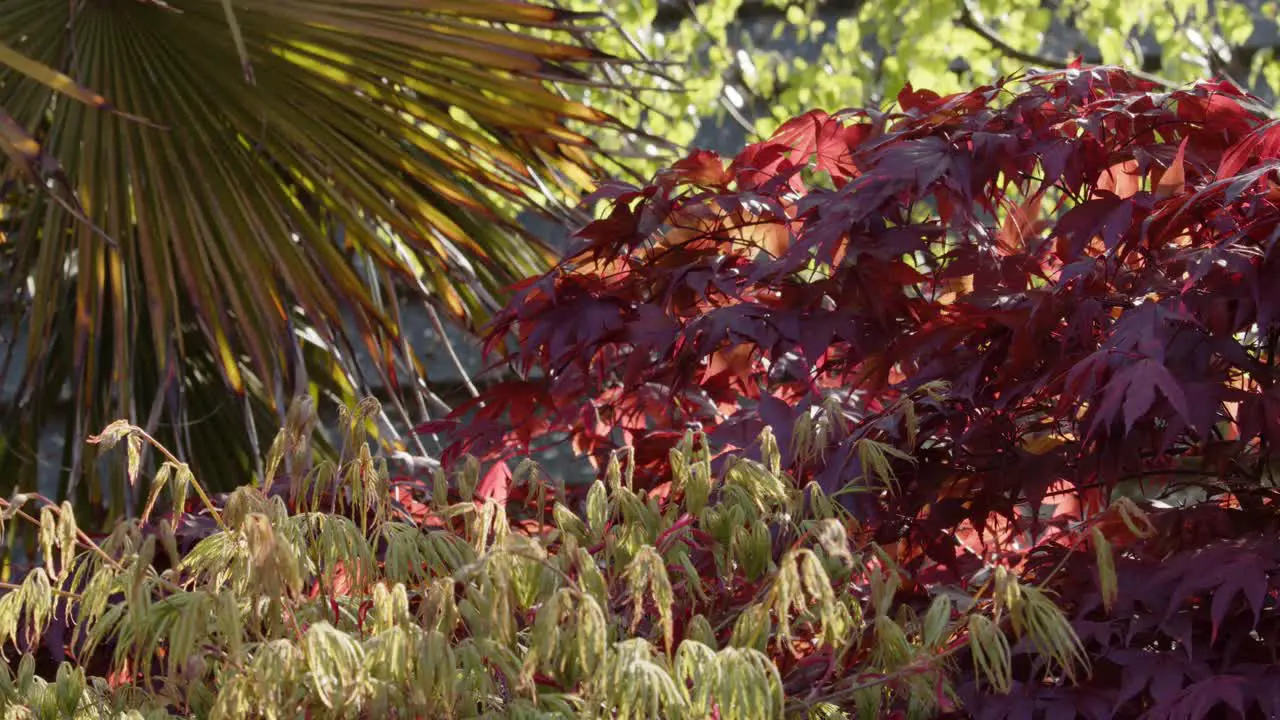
left=422, top=300, right=481, bottom=400
left=678, top=0, right=764, bottom=139
left=954, top=0, right=1191, bottom=91
left=653, top=0, right=865, bottom=29
left=127, top=428, right=229, bottom=533
left=956, top=0, right=1077, bottom=72
left=0, top=580, right=82, bottom=600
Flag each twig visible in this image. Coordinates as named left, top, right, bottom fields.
left=421, top=301, right=481, bottom=400
left=0, top=580, right=82, bottom=600
left=680, top=0, right=764, bottom=139
left=956, top=0, right=1077, bottom=72
left=128, top=428, right=229, bottom=533
left=954, top=0, right=1185, bottom=91
left=3, top=496, right=134, bottom=582
left=137, top=345, right=178, bottom=486
left=787, top=628, right=979, bottom=713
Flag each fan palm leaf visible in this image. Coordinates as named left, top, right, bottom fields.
left=0, top=0, right=632, bottom=521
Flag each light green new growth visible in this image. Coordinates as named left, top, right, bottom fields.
left=0, top=395, right=1086, bottom=718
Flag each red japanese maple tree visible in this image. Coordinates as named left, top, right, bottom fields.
left=427, top=67, right=1280, bottom=718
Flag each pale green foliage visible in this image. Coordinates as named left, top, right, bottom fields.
left=993, top=567, right=1090, bottom=682
left=556, top=0, right=1268, bottom=183
left=0, top=397, right=1088, bottom=718
left=968, top=614, right=1013, bottom=693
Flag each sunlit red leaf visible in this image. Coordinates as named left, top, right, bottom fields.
left=421, top=72, right=1280, bottom=719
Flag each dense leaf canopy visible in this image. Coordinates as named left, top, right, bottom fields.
left=428, top=66, right=1280, bottom=717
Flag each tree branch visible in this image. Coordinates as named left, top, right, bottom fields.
left=653, top=0, right=865, bottom=29
left=955, top=0, right=1075, bottom=71
left=955, top=0, right=1193, bottom=91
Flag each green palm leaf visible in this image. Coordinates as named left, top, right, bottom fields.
left=0, top=0, right=632, bottom=522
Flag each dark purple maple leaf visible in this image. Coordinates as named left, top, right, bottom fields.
left=1091, top=358, right=1193, bottom=435
left=1053, top=194, right=1135, bottom=260
left=1161, top=541, right=1277, bottom=642
left=869, top=135, right=955, bottom=192
left=413, top=70, right=1280, bottom=720
left=1144, top=675, right=1247, bottom=720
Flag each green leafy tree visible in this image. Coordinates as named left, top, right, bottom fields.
left=565, top=0, right=1275, bottom=178
left=0, top=1, right=641, bottom=520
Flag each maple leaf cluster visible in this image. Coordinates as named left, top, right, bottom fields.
left=425, top=67, right=1280, bottom=718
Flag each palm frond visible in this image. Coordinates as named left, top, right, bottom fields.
left=0, top=0, right=638, bottom=521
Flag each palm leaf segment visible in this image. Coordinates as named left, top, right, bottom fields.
left=0, top=0, right=629, bottom=509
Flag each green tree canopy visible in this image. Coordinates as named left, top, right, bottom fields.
left=567, top=0, right=1277, bottom=177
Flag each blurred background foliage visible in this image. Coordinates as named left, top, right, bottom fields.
left=1, top=0, right=1278, bottom=536
left=562, top=0, right=1278, bottom=178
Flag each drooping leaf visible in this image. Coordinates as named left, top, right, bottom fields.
left=0, top=0, right=645, bottom=512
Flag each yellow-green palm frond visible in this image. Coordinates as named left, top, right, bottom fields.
left=0, top=0, right=639, bottom=517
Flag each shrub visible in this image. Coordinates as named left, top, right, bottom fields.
left=7, top=66, right=1280, bottom=719
left=0, top=397, right=1074, bottom=718
left=427, top=66, right=1280, bottom=717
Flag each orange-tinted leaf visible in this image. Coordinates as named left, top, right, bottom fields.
left=1154, top=138, right=1189, bottom=200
